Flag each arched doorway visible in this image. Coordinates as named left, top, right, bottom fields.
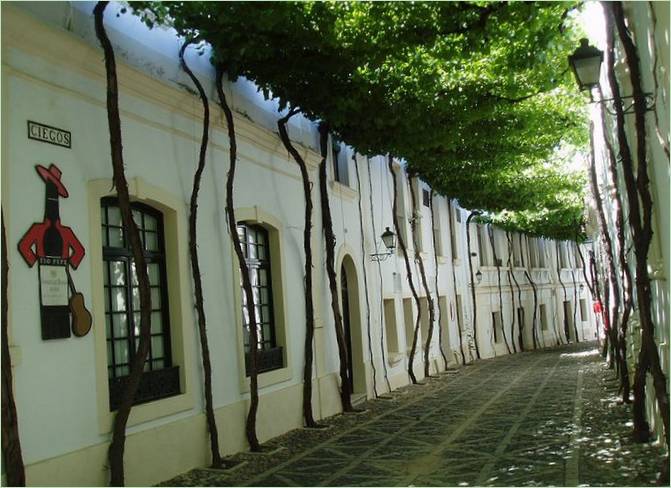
left=339, top=256, right=365, bottom=396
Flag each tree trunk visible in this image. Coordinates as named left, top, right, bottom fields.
left=366, top=158, right=392, bottom=392
left=465, top=212, right=481, bottom=359
left=1, top=211, right=26, bottom=487
left=94, top=4, right=154, bottom=484
left=489, top=227, right=511, bottom=354
left=407, top=176, right=437, bottom=377
left=507, top=232, right=524, bottom=352
left=589, top=250, right=604, bottom=347
left=429, top=190, right=449, bottom=370
left=589, top=121, right=621, bottom=370
left=606, top=1, right=669, bottom=449
left=447, top=200, right=467, bottom=366
left=214, top=66, right=261, bottom=451
left=353, top=155, right=379, bottom=397
left=596, top=93, right=633, bottom=402
left=523, top=269, right=540, bottom=349
left=318, top=123, right=354, bottom=410
left=570, top=269, right=580, bottom=343
left=277, top=109, right=321, bottom=427
left=386, top=157, right=423, bottom=383
left=615, top=0, right=671, bottom=434
left=179, top=42, right=223, bottom=466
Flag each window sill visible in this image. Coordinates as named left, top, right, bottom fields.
left=239, top=363, right=292, bottom=393
left=387, top=352, right=404, bottom=368
left=329, top=180, right=357, bottom=201
left=437, top=256, right=447, bottom=264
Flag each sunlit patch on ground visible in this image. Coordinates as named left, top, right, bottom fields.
left=560, top=348, right=600, bottom=358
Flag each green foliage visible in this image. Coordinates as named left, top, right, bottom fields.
left=129, top=1, right=588, bottom=240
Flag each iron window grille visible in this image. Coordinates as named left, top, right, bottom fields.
left=237, top=223, right=283, bottom=375
left=101, top=198, right=179, bottom=410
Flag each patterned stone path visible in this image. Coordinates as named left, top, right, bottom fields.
left=160, top=342, right=665, bottom=486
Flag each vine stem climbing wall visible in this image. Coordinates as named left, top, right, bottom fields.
left=94, top=3, right=155, bottom=483
left=407, top=176, right=437, bottom=378
left=318, top=123, right=354, bottom=411
left=429, top=190, right=449, bottom=370
left=277, top=108, right=320, bottom=427
left=387, top=157, right=422, bottom=383
left=215, top=65, right=261, bottom=451
left=179, top=41, right=223, bottom=467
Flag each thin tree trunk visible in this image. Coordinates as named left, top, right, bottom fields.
left=429, top=190, right=449, bottom=370
left=1, top=211, right=26, bottom=487
left=277, top=109, right=321, bottom=427
left=179, top=42, right=223, bottom=466
left=447, top=201, right=467, bottom=365
left=387, top=157, right=422, bottom=383
left=523, top=269, right=540, bottom=349
left=556, top=243, right=571, bottom=345
left=318, top=123, right=354, bottom=410
left=465, top=212, right=481, bottom=359
left=507, top=232, right=524, bottom=352
left=589, top=121, right=621, bottom=369
left=94, top=4, right=153, bottom=484
left=646, top=1, right=670, bottom=161
left=366, top=158, right=392, bottom=392
left=353, top=155, right=379, bottom=397
left=489, top=227, right=511, bottom=354
left=597, top=92, right=633, bottom=401
left=589, top=250, right=604, bottom=347
left=608, top=1, right=669, bottom=451
left=214, top=66, right=261, bottom=451
left=406, top=176, right=437, bottom=377
left=570, top=269, right=580, bottom=343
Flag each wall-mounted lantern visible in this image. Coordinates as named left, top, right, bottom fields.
left=475, top=269, right=483, bottom=284
left=371, top=227, right=396, bottom=262
left=568, top=38, right=654, bottom=113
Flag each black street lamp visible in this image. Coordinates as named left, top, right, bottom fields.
left=568, top=38, right=604, bottom=92
left=371, top=227, right=397, bottom=261
left=568, top=38, right=654, bottom=113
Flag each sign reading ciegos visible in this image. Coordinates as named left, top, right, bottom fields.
left=27, top=121, right=71, bottom=149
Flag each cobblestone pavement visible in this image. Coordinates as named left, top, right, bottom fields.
left=160, top=342, right=665, bottom=486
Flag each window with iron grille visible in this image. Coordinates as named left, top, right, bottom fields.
left=237, top=223, right=283, bottom=374
left=101, top=198, right=179, bottom=411
left=422, top=189, right=430, bottom=207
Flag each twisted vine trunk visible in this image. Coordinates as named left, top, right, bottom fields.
left=555, top=244, right=570, bottom=345
left=366, top=159, right=391, bottom=392
left=277, top=109, right=319, bottom=426
left=589, top=250, right=605, bottom=348
left=606, top=2, right=669, bottom=450
left=523, top=269, right=540, bottom=349
left=589, top=121, right=621, bottom=369
left=179, top=42, right=222, bottom=466
left=407, top=176, right=436, bottom=377
left=507, top=233, right=523, bottom=352
left=429, top=190, right=449, bottom=370
left=489, top=227, right=511, bottom=354
left=318, top=123, right=354, bottom=410
left=570, top=269, right=580, bottom=343
left=597, top=86, right=633, bottom=402
left=353, top=156, right=378, bottom=397
left=94, top=4, right=154, bottom=484
left=387, top=157, right=422, bottom=383
left=215, top=66, right=260, bottom=450
left=2, top=211, right=26, bottom=486
left=465, top=212, right=481, bottom=359
left=447, top=200, right=467, bottom=365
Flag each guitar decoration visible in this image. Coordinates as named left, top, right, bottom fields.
left=17, top=164, right=91, bottom=339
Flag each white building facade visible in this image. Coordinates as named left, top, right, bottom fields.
left=1, top=3, right=597, bottom=485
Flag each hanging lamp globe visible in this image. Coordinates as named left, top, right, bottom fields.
left=568, top=38, right=604, bottom=91
left=381, top=227, right=396, bottom=251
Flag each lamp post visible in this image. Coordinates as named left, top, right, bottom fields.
left=370, top=227, right=396, bottom=262
left=568, top=38, right=654, bottom=113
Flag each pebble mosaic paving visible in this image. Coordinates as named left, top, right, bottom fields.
left=159, top=342, right=666, bottom=486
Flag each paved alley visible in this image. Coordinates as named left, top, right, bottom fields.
left=162, top=343, right=664, bottom=486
